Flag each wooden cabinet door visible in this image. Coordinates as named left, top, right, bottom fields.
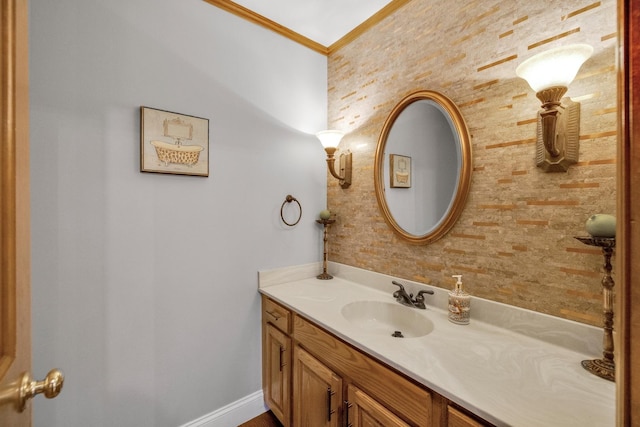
left=264, top=323, right=291, bottom=426
left=346, top=385, right=411, bottom=427
left=293, top=346, right=342, bottom=427
left=447, top=406, right=489, bottom=427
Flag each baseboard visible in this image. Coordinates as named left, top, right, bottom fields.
left=179, top=390, right=267, bottom=427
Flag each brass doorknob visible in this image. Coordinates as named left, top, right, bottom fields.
left=0, top=369, right=64, bottom=412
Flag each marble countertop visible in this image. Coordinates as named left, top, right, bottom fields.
left=258, top=263, right=615, bottom=427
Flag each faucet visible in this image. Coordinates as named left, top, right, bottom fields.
left=391, top=281, right=434, bottom=309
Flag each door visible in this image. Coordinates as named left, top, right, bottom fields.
left=293, top=346, right=342, bottom=427
left=619, top=0, right=640, bottom=423
left=0, top=1, right=63, bottom=425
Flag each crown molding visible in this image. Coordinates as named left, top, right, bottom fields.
left=327, top=0, right=411, bottom=55
left=203, top=0, right=411, bottom=56
left=202, top=0, right=328, bottom=55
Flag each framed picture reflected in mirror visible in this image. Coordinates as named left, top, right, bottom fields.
left=390, top=154, right=411, bottom=188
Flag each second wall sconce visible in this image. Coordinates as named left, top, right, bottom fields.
left=316, top=130, right=352, bottom=188
left=516, top=44, right=593, bottom=172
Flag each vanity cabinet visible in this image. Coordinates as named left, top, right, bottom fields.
left=293, top=333, right=411, bottom=427
left=262, top=298, right=292, bottom=426
left=261, top=295, right=493, bottom=427
left=293, top=312, right=432, bottom=426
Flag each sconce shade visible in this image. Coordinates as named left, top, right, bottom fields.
left=515, top=44, right=592, bottom=173
left=316, top=130, right=345, bottom=148
left=316, top=129, right=351, bottom=188
left=516, top=44, right=593, bottom=92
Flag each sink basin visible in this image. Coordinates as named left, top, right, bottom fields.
left=341, top=301, right=434, bottom=338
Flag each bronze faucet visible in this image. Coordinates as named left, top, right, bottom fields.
left=391, top=281, right=434, bottom=309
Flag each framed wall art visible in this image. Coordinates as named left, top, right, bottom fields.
left=140, top=106, right=209, bottom=177
left=390, top=154, right=411, bottom=188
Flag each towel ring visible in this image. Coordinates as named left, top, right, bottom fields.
left=280, top=195, right=302, bottom=226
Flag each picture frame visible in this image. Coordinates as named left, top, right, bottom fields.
left=390, top=154, right=411, bottom=188
left=140, top=106, right=209, bottom=177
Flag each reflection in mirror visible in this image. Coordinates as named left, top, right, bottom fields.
left=375, top=91, right=472, bottom=244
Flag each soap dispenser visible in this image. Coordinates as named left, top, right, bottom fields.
left=448, top=275, right=470, bottom=325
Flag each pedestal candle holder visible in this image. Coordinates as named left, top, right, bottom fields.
left=316, top=219, right=336, bottom=280
left=574, top=236, right=616, bottom=382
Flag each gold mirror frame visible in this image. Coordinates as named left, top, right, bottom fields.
left=374, top=90, right=472, bottom=244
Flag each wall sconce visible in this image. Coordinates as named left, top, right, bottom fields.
left=516, top=44, right=593, bottom=172
left=316, top=130, right=352, bottom=188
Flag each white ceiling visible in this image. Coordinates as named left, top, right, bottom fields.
left=232, top=0, right=394, bottom=47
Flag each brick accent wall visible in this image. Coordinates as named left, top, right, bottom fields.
left=326, top=0, right=617, bottom=326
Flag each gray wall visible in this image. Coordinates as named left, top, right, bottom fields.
left=29, top=0, right=328, bottom=426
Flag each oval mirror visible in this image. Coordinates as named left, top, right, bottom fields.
left=374, top=90, right=472, bottom=244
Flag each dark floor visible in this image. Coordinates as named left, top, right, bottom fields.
left=238, top=410, right=283, bottom=427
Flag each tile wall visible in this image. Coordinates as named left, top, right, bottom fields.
left=326, top=0, right=617, bottom=325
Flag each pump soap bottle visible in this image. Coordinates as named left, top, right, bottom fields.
left=448, top=275, right=470, bottom=325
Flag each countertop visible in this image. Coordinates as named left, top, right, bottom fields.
left=258, top=263, right=615, bottom=427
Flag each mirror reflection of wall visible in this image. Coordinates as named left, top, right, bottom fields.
left=384, top=100, right=460, bottom=236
